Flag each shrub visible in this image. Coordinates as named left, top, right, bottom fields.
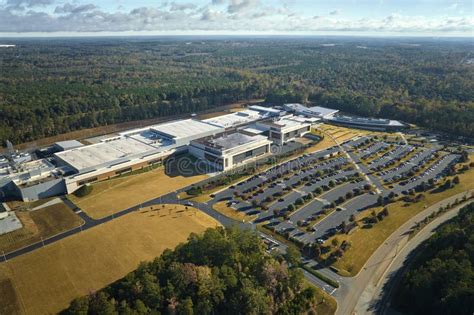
left=186, top=185, right=202, bottom=196
left=74, top=184, right=93, bottom=197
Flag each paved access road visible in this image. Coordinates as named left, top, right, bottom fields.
left=333, top=190, right=473, bottom=315
left=0, top=134, right=468, bottom=314
left=0, top=196, right=139, bottom=263
left=358, top=200, right=472, bottom=315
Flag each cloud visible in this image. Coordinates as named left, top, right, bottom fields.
left=6, top=0, right=54, bottom=9
left=227, top=0, right=259, bottom=14
left=169, top=2, right=197, bottom=12
left=54, top=3, right=97, bottom=14
left=201, top=8, right=223, bottom=21
left=448, top=3, right=459, bottom=10
left=0, top=1, right=472, bottom=35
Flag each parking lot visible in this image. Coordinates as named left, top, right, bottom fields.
left=207, top=135, right=461, bottom=246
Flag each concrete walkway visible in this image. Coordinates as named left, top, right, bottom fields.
left=31, top=197, right=62, bottom=211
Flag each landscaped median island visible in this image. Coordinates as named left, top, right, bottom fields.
left=0, top=204, right=220, bottom=315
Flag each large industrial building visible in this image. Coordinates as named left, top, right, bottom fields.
left=256, top=116, right=312, bottom=145
left=0, top=103, right=406, bottom=202
left=0, top=159, right=63, bottom=202
left=0, top=108, right=290, bottom=201
left=56, top=119, right=225, bottom=194
left=189, top=131, right=272, bottom=171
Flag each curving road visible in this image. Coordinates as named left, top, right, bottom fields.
left=1, top=142, right=471, bottom=315
left=335, top=190, right=474, bottom=315
left=355, top=200, right=473, bottom=315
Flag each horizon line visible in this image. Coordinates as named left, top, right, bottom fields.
left=1, top=30, right=473, bottom=39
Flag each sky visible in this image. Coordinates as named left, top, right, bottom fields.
left=0, top=0, right=472, bottom=37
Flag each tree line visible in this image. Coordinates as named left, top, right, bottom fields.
left=392, top=202, right=474, bottom=315
left=1, top=38, right=472, bottom=146
left=63, top=227, right=319, bottom=314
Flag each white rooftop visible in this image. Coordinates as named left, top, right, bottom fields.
left=273, top=116, right=308, bottom=128
left=55, top=137, right=155, bottom=171
left=287, top=115, right=320, bottom=123
left=260, top=115, right=311, bottom=130
left=306, top=106, right=339, bottom=117
left=248, top=105, right=282, bottom=114
left=206, top=132, right=268, bottom=151
left=241, top=126, right=267, bottom=135
left=126, top=130, right=173, bottom=148
left=55, top=140, right=84, bottom=151
left=284, top=103, right=307, bottom=111
left=203, top=110, right=264, bottom=128
left=151, top=119, right=223, bottom=139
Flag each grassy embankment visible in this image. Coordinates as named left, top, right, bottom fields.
left=0, top=201, right=83, bottom=254
left=303, top=279, right=338, bottom=315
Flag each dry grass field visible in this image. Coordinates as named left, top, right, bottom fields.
left=327, top=160, right=474, bottom=276
left=0, top=202, right=83, bottom=254
left=0, top=204, right=220, bottom=315
left=305, top=135, right=337, bottom=154
left=69, top=167, right=208, bottom=219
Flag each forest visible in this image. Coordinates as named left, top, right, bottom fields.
left=0, top=37, right=473, bottom=145
left=62, top=227, right=318, bottom=314
left=392, top=202, right=474, bottom=315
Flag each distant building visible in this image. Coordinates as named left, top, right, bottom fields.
left=189, top=131, right=272, bottom=171
left=54, top=140, right=84, bottom=152
left=256, top=115, right=312, bottom=145
left=283, top=103, right=307, bottom=113
left=203, top=109, right=272, bottom=129
left=305, top=106, right=339, bottom=119
left=247, top=105, right=283, bottom=116
left=284, top=104, right=339, bottom=119
left=327, top=115, right=407, bottom=131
